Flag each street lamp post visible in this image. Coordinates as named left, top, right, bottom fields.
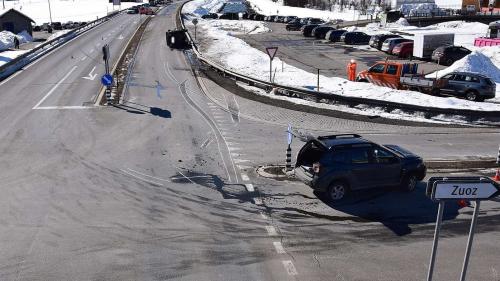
left=47, top=0, right=53, bottom=25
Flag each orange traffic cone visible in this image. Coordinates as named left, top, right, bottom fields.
left=458, top=199, right=469, bottom=208
left=493, top=168, right=500, bottom=182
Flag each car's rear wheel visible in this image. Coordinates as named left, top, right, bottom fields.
left=465, top=90, right=479, bottom=101
left=327, top=181, right=349, bottom=201
left=401, top=173, right=418, bottom=192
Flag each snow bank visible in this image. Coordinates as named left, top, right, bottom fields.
left=0, top=50, right=30, bottom=67
left=46, top=30, right=72, bottom=42
left=1, top=0, right=144, bottom=24
left=0, top=30, right=32, bottom=51
left=429, top=47, right=500, bottom=83
left=246, top=0, right=369, bottom=21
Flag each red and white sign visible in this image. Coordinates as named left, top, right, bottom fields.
left=266, top=47, right=278, bottom=60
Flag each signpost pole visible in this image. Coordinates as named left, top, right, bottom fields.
left=317, top=69, right=320, bottom=91
left=427, top=201, right=445, bottom=281
left=459, top=200, right=481, bottom=281
left=270, top=59, right=272, bottom=83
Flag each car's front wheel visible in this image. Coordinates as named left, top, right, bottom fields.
left=327, top=181, right=349, bottom=201
left=401, top=173, right=418, bottom=192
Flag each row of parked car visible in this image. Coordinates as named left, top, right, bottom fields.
left=33, top=21, right=88, bottom=32
left=284, top=18, right=472, bottom=66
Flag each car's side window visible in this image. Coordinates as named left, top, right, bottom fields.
left=350, top=147, right=371, bottom=164
left=369, top=64, right=385, bottom=73
left=373, top=148, right=397, bottom=164
left=386, top=64, right=398, bottom=75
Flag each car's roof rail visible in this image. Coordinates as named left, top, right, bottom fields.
left=317, top=134, right=361, bottom=140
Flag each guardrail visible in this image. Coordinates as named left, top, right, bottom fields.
left=177, top=2, right=500, bottom=124
left=0, top=10, right=122, bottom=80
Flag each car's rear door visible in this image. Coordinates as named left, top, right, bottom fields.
left=348, top=144, right=379, bottom=190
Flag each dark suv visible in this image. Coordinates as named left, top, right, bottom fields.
left=432, top=46, right=471, bottom=66
left=435, top=72, right=496, bottom=101
left=295, top=134, right=426, bottom=201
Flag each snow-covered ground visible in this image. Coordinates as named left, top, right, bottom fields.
left=0, top=30, right=33, bottom=51
left=246, top=0, right=371, bottom=22
left=183, top=0, right=500, bottom=112
left=1, top=0, right=144, bottom=24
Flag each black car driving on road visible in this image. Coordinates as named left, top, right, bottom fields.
left=295, top=134, right=426, bottom=201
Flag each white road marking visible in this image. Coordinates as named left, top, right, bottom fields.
left=32, top=65, right=78, bottom=109
left=82, top=66, right=97, bottom=80
left=126, top=168, right=171, bottom=182
left=254, top=198, right=263, bottom=205
left=231, top=153, right=243, bottom=158
left=245, top=184, right=254, bottom=192
left=241, top=174, right=250, bottom=181
left=260, top=212, right=268, bottom=219
left=34, top=106, right=93, bottom=110
left=81, top=56, right=87, bottom=61
left=89, top=49, right=94, bottom=53
left=227, top=146, right=241, bottom=152
left=234, top=159, right=250, bottom=163
left=282, top=260, right=298, bottom=276
left=273, top=242, right=286, bottom=254
left=265, top=226, right=277, bottom=236
left=171, top=175, right=211, bottom=180
left=175, top=168, right=196, bottom=184
left=120, top=169, right=163, bottom=186
left=237, top=165, right=253, bottom=170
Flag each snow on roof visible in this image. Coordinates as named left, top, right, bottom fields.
left=0, top=8, right=35, bottom=22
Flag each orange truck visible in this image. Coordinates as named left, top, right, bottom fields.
left=356, top=61, right=420, bottom=89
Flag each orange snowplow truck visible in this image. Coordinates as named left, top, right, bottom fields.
left=356, top=61, right=419, bottom=89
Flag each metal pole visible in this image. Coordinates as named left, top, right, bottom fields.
left=459, top=200, right=481, bottom=281
left=286, top=144, right=292, bottom=171
left=194, top=25, right=197, bottom=41
left=269, top=59, right=272, bottom=83
left=47, top=0, right=53, bottom=25
left=317, top=69, right=320, bottom=91
left=3, top=0, right=5, bottom=10
left=427, top=201, right=445, bottom=281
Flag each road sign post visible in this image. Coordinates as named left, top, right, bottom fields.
left=266, top=47, right=278, bottom=83
left=426, top=177, right=499, bottom=281
left=102, top=44, right=112, bottom=104
left=285, top=124, right=293, bottom=172
left=192, top=18, right=198, bottom=41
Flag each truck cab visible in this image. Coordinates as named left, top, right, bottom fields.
left=357, top=61, right=418, bottom=89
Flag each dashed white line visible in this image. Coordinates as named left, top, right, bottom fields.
left=81, top=56, right=87, bottom=61
left=282, top=260, right=298, bottom=276
left=265, top=226, right=277, bottom=236
left=241, top=174, right=250, bottom=182
left=273, top=242, right=286, bottom=254
left=245, top=183, right=254, bottom=192
left=237, top=165, right=253, bottom=170
left=234, top=159, right=250, bottom=163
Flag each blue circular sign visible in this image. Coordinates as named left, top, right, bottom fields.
left=101, top=74, right=113, bottom=86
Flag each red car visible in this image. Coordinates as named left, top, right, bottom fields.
left=392, top=41, right=413, bottom=58
left=139, top=7, right=154, bottom=15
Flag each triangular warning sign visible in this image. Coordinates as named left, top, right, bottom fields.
left=266, top=47, right=278, bottom=60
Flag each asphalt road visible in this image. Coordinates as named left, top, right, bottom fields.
left=237, top=22, right=447, bottom=79
left=0, top=1, right=499, bottom=281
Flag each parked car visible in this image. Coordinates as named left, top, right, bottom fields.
left=254, top=14, right=265, bottom=21
left=295, top=134, right=426, bottom=201
left=300, top=17, right=311, bottom=24
left=79, top=22, right=87, bottom=26
left=63, top=21, right=76, bottom=29
left=284, top=16, right=298, bottom=23
left=381, top=38, right=412, bottom=53
left=41, top=22, right=50, bottom=31
left=201, top=13, right=218, bottom=19
left=312, top=26, right=335, bottom=39
left=127, top=7, right=139, bottom=14
left=33, top=25, right=42, bottom=32
left=266, top=15, right=278, bottom=21
left=285, top=19, right=303, bottom=31
left=432, top=46, right=471, bottom=66
left=52, top=22, right=63, bottom=30
left=307, top=18, right=324, bottom=25
left=340, top=31, right=371, bottom=44
left=274, top=16, right=286, bottom=22
left=369, top=34, right=401, bottom=50
left=391, top=41, right=414, bottom=58
left=325, top=29, right=347, bottom=42
left=139, top=6, right=154, bottom=15
left=433, top=72, right=496, bottom=101
left=302, top=24, right=320, bottom=37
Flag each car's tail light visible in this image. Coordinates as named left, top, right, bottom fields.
left=313, top=162, right=321, bottom=174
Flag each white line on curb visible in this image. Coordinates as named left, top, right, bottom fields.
left=244, top=184, right=254, bottom=192
left=241, top=174, right=250, bottom=181
left=282, top=260, right=298, bottom=276
left=265, top=226, right=277, bottom=236
left=273, top=242, right=286, bottom=254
